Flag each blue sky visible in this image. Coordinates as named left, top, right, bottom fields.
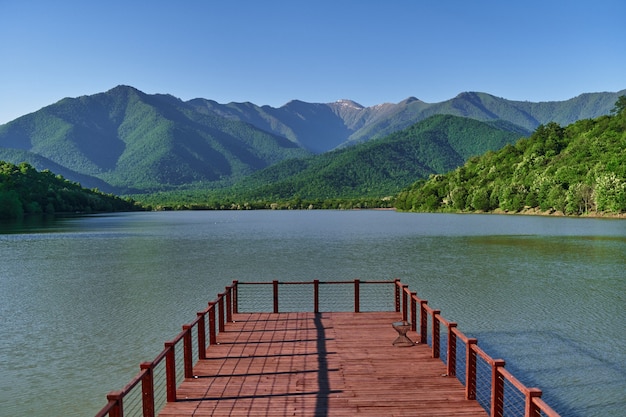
left=1, top=0, right=625, bottom=124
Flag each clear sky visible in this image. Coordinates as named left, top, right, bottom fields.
left=1, top=0, right=625, bottom=124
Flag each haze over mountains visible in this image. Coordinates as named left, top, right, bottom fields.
left=0, top=85, right=623, bottom=195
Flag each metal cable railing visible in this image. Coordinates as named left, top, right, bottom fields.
left=94, top=282, right=237, bottom=417
left=475, top=354, right=493, bottom=412
left=401, top=283, right=561, bottom=417
left=152, top=360, right=167, bottom=415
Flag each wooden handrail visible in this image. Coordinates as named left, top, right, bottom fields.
left=533, top=396, right=561, bottom=417
left=415, top=296, right=561, bottom=417
left=94, top=279, right=560, bottom=417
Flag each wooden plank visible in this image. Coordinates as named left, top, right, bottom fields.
left=159, top=311, right=487, bottom=416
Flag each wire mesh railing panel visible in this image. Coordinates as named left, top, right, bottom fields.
left=175, top=341, right=185, bottom=386
left=318, top=283, right=354, bottom=311
left=237, top=284, right=274, bottom=312
left=359, top=283, right=395, bottom=312
left=191, top=325, right=199, bottom=367
left=120, top=381, right=143, bottom=417
left=439, top=322, right=448, bottom=364
left=277, top=283, right=314, bottom=312
left=475, top=356, right=492, bottom=413
left=502, top=376, right=526, bottom=416
left=153, top=359, right=167, bottom=414
left=455, top=340, right=467, bottom=386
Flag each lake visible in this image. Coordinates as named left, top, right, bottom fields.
left=0, top=210, right=624, bottom=416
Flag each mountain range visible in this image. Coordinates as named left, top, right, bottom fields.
left=0, top=85, right=623, bottom=195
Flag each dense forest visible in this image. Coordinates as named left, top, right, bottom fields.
left=396, top=97, right=626, bottom=215
left=0, top=161, right=140, bottom=219
left=131, top=114, right=522, bottom=209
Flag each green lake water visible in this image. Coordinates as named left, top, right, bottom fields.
left=0, top=210, right=624, bottom=416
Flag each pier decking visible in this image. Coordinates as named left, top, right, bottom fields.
left=95, top=280, right=561, bottom=417
left=159, top=311, right=486, bottom=416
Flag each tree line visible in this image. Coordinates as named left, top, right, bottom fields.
left=0, top=161, right=140, bottom=219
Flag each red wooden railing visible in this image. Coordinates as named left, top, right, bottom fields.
left=94, top=282, right=238, bottom=417
left=94, top=279, right=560, bottom=417
left=395, top=281, right=561, bottom=417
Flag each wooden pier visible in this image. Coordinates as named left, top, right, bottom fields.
left=95, top=280, right=561, bottom=417
left=160, top=311, right=486, bottom=416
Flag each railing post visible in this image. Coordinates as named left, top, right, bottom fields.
left=314, top=280, right=319, bottom=313
left=225, top=286, right=232, bottom=323
left=526, top=387, right=543, bottom=417
left=273, top=280, right=279, bottom=313
left=491, top=359, right=506, bottom=417
left=394, top=279, right=401, bottom=312
left=419, top=300, right=428, bottom=344
left=197, top=312, right=206, bottom=360
left=208, top=302, right=217, bottom=345
left=106, top=390, right=123, bottom=417
left=182, top=325, right=193, bottom=378
left=164, top=341, right=177, bottom=402
left=140, top=362, right=155, bottom=417
left=466, top=338, right=478, bottom=400
left=410, top=292, right=417, bottom=332
left=232, top=280, right=239, bottom=314
left=447, top=323, right=458, bottom=377
left=354, top=279, right=360, bottom=313
left=432, top=310, right=441, bottom=358
left=402, top=285, right=409, bottom=321
left=218, top=293, right=225, bottom=333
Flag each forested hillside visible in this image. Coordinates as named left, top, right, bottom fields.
left=227, top=114, right=522, bottom=199
left=0, top=86, right=311, bottom=193
left=396, top=97, right=626, bottom=215
left=0, top=161, right=139, bottom=219
left=134, top=114, right=522, bottom=209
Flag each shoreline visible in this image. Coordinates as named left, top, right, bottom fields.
left=396, top=207, right=625, bottom=219
left=485, top=207, right=625, bottom=219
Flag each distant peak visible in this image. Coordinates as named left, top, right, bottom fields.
left=399, top=96, right=421, bottom=105
left=105, top=85, right=146, bottom=100
left=284, top=99, right=307, bottom=106
left=455, top=91, right=481, bottom=99
left=107, top=85, right=140, bottom=93
left=334, top=99, right=364, bottom=109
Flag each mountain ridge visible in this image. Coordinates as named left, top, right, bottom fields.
left=0, top=85, right=623, bottom=194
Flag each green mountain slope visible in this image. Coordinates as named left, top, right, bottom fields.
left=0, top=86, right=311, bottom=193
left=223, top=114, right=522, bottom=200
left=396, top=98, right=626, bottom=215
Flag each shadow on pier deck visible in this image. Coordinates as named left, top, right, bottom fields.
left=159, top=311, right=486, bottom=416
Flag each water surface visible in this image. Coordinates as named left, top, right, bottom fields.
left=0, top=211, right=624, bottom=416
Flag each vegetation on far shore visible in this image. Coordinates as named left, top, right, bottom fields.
left=0, top=161, right=140, bottom=219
